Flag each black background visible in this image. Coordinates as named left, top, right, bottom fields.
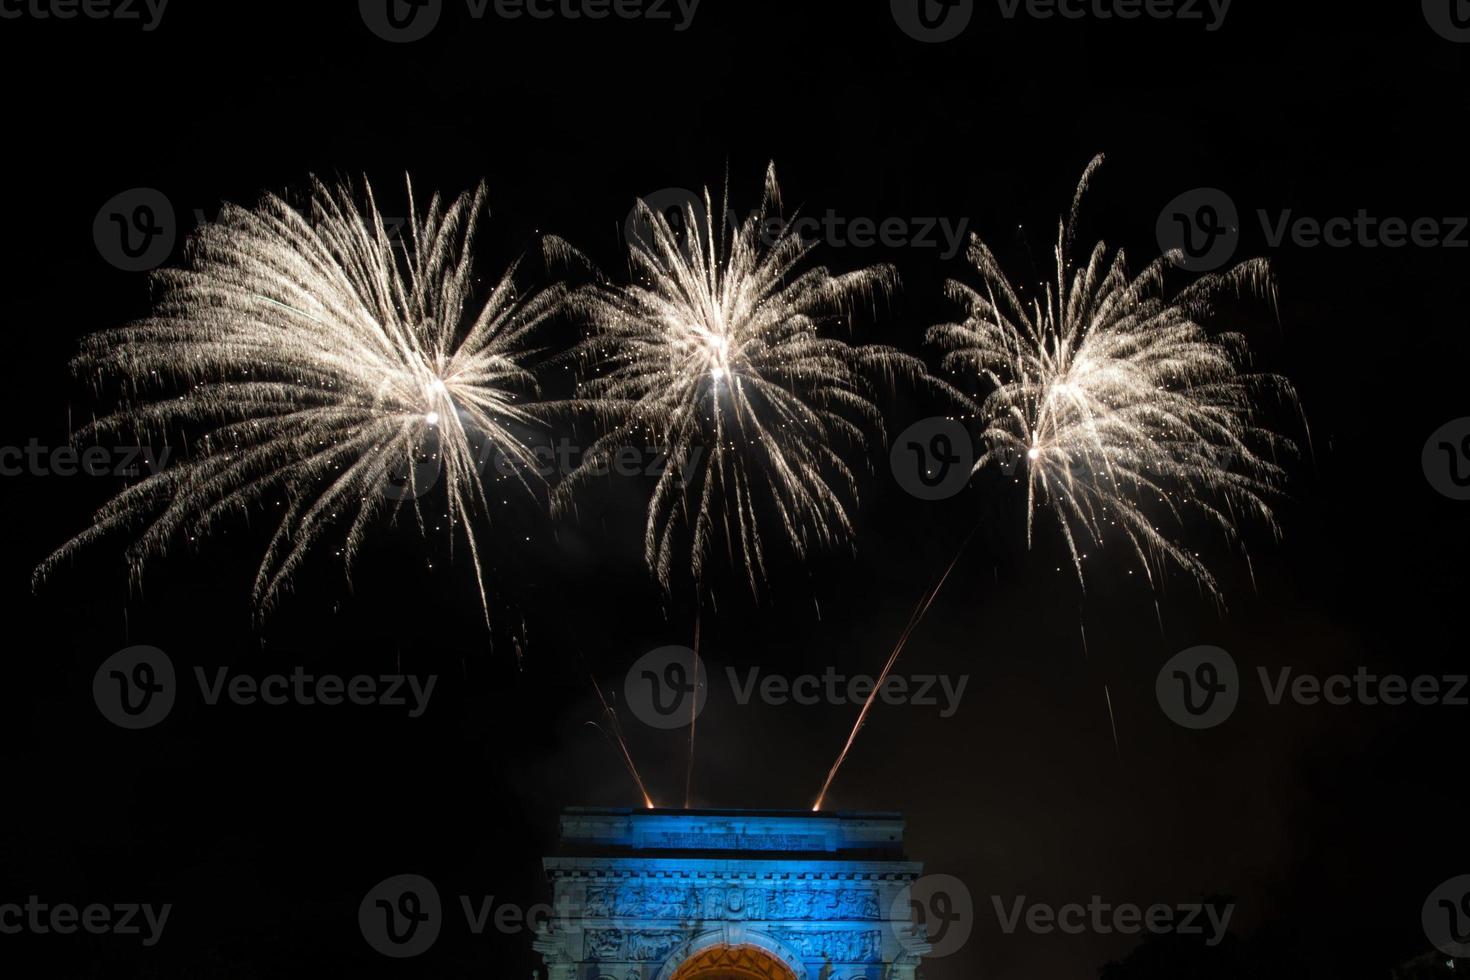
left=2, top=1, right=1467, bottom=977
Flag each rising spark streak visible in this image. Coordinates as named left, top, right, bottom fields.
left=1104, top=684, right=1120, bottom=753
left=584, top=660, right=656, bottom=809
left=685, top=609, right=702, bottom=809
left=34, top=177, right=567, bottom=628
left=811, top=533, right=973, bottom=811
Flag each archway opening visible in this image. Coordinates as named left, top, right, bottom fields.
left=670, top=943, right=798, bottom=980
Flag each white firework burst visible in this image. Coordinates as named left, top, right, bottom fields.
left=558, top=163, right=924, bottom=594
left=929, top=155, right=1300, bottom=592
left=36, top=176, right=567, bottom=622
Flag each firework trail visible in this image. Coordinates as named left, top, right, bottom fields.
left=584, top=660, right=657, bottom=809
left=557, top=162, right=926, bottom=597
left=685, top=611, right=701, bottom=809
left=1104, top=684, right=1120, bottom=753
left=558, top=163, right=925, bottom=807
left=35, top=177, right=568, bottom=628
left=812, top=532, right=972, bottom=811
left=930, top=154, right=1300, bottom=593
left=813, top=156, right=1300, bottom=805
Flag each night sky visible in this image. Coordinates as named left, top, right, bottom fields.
left=2, top=2, right=1468, bottom=977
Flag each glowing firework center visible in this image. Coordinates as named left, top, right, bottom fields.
left=535, top=808, right=929, bottom=978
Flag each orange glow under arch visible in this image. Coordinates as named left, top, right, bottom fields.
left=669, top=943, right=800, bottom=980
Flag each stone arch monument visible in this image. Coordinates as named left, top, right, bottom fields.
left=534, top=808, right=931, bottom=979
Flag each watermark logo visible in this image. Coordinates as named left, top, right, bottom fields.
left=93, top=646, right=176, bottom=730
left=625, top=187, right=709, bottom=260
left=891, top=0, right=975, bottom=42
left=93, top=188, right=175, bottom=272
left=891, top=418, right=974, bottom=500
left=1156, top=188, right=1240, bottom=273
left=1160, top=188, right=1470, bottom=272
left=1425, top=876, right=1470, bottom=958
left=1156, top=645, right=1238, bottom=730
left=360, top=0, right=443, bottom=42
left=360, top=874, right=442, bottom=958
left=625, top=645, right=706, bottom=729
left=92, top=647, right=438, bottom=728
left=1159, top=652, right=1465, bottom=728
left=1424, top=0, right=1470, bottom=42
left=382, top=447, right=444, bottom=502
left=1424, top=418, right=1470, bottom=501
left=892, top=874, right=974, bottom=957
left=359, top=876, right=569, bottom=958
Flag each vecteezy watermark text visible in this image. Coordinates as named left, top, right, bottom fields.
left=1258, top=667, right=1468, bottom=708
left=1159, top=188, right=1470, bottom=272
left=194, top=667, right=437, bottom=717
left=758, top=212, right=970, bottom=260
left=0, top=897, right=172, bottom=946
left=625, top=189, right=970, bottom=259
left=621, top=647, right=969, bottom=729
left=890, top=0, right=1228, bottom=42
left=384, top=436, right=706, bottom=500
left=995, top=0, right=1231, bottom=31
left=992, top=895, right=1234, bottom=946
left=360, top=0, right=699, bottom=42
left=727, top=667, right=969, bottom=718
left=93, top=646, right=437, bottom=729
left=0, top=441, right=171, bottom=478
left=1157, top=645, right=1469, bottom=730
left=0, top=0, right=167, bottom=30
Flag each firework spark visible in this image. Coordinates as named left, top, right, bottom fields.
left=583, top=661, right=657, bottom=809
left=811, top=157, right=1301, bottom=807
left=557, top=163, right=924, bottom=596
left=929, top=155, right=1299, bottom=594
left=35, top=176, right=567, bottom=625
left=811, top=532, right=971, bottom=812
